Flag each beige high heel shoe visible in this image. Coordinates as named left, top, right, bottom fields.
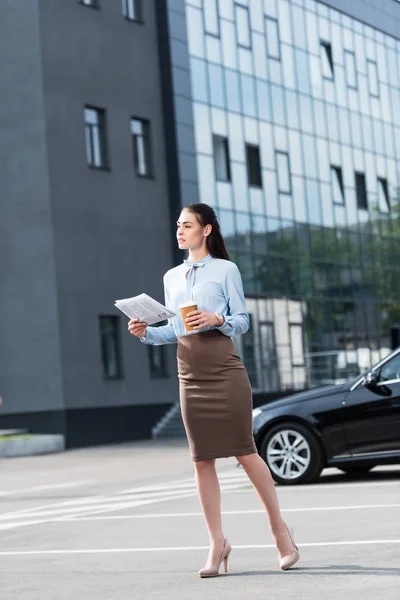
left=198, top=538, right=232, bottom=578
left=279, top=523, right=300, bottom=570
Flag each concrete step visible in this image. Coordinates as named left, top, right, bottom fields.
left=0, top=434, right=65, bottom=458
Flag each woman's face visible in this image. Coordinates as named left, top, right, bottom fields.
left=176, top=210, right=210, bottom=251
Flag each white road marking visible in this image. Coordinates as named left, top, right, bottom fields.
left=67, top=504, right=400, bottom=521
left=0, top=540, right=399, bottom=556
left=0, top=481, right=94, bottom=497
left=229, top=480, right=400, bottom=493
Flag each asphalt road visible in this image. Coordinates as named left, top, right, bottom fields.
left=1, top=438, right=399, bottom=600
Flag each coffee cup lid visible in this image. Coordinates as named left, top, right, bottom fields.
left=179, top=301, right=197, bottom=308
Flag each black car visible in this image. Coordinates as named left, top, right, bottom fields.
left=252, top=347, right=400, bottom=485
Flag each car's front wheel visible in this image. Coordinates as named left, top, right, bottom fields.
left=259, top=422, right=324, bottom=485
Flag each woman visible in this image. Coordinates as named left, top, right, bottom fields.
left=128, top=203, right=299, bottom=577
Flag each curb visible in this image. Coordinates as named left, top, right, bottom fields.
left=0, top=434, right=65, bottom=458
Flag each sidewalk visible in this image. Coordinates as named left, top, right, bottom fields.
left=0, top=437, right=240, bottom=493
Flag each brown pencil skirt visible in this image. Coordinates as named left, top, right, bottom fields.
left=177, top=329, right=257, bottom=462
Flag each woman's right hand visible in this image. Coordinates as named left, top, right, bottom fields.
left=128, top=318, right=148, bottom=338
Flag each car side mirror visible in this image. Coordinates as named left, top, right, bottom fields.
left=364, top=371, right=378, bottom=389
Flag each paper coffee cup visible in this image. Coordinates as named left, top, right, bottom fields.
left=179, top=301, right=198, bottom=331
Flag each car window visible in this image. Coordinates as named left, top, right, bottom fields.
left=379, top=354, right=400, bottom=383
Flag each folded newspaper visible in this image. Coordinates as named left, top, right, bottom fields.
left=114, top=293, right=175, bottom=326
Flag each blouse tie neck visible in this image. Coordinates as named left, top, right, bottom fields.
left=183, top=254, right=212, bottom=301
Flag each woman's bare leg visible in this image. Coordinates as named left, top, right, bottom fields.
left=194, top=459, right=226, bottom=565
left=236, top=452, right=294, bottom=557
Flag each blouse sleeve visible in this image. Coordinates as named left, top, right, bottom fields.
left=218, top=263, right=250, bottom=337
left=140, top=275, right=178, bottom=346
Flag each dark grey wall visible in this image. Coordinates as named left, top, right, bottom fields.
left=0, top=1, right=64, bottom=414
left=37, top=0, right=179, bottom=411
left=0, top=0, right=179, bottom=430
left=321, top=0, right=400, bottom=38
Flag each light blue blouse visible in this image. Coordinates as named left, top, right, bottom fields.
left=141, top=254, right=250, bottom=345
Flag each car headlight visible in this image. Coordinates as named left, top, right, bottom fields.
left=252, top=407, right=262, bottom=419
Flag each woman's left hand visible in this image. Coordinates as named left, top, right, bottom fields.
left=185, top=310, right=219, bottom=329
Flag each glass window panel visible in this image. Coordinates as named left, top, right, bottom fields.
left=208, top=64, right=225, bottom=107
left=313, top=99, right=327, bottom=138
left=232, top=162, right=250, bottom=209
left=193, top=103, right=212, bottom=154
left=277, top=0, right=292, bottom=44
left=309, top=55, right=323, bottom=98
left=355, top=172, right=368, bottom=210
left=295, top=49, right=311, bottom=94
left=225, top=70, right=241, bottom=112
left=372, top=119, right=384, bottom=155
left=326, top=104, right=339, bottom=141
left=321, top=41, right=334, bottom=80
left=246, top=144, right=263, bottom=187
left=271, top=84, right=286, bottom=126
left=235, top=4, right=251, bottom=48
left=291, top=5, right=307, bottom=50
left=256, top=79, right=271, bottom=122
left=259, top=122, right=275, bottom=169
left=299, top=95, right=314, bottom=134
left=239, top=47, right=253, bottom=74
left=321, top=181, right=334, bottom=227
left=292, top=176, right=307, bottom=222
left=350, top=111, right=362, bottom=148
left=213, top=135, right=231, bottom=182
left=376, top=43, right=388, bottom=85
left=264, top=170, right=279, bottom=217
left=265, top=17, right=280, bottom=59
left=190, top=58, right=209, bottom=103
left=331, top=22, right=344, bottom=66
left=316, top=139, right=330, bottom=182
left=217, top=181, right=234, bottom=209
left=218, top=0, right=234, bottom=20
left=344, top=50, right=357, bottom=89
left=276, top=151, right=291, bottom=193
left=197, top=155, right=216, bottom=204
left=204, top=0, right=220, bottom=36
left=285, top=91, right=300, bottom=130
left=281, top=44, right=296, bottom=89
left=187, top=7, right=205, bottom=57
left=253, top=33, right=268, bottom=79
left=338, top=108, right=351, bottom=145
left=288, top=130, right=303, bottom=176
left=206, top=35, right=222, bottom=63
left=228, top=113, right=245, bottom=162
left=377, top=178, right=390, bottom=213
left=302, top=135, right=317, bottom=178
left=306, top=180, right=322, bottom=225
left=218, top=209, right=236, bottom=238
left=331, top=166, right=345, bottom=204
left=306, top=10, right=319, bottom=55
left=268, top=58, right=283, bottom=86
left=241, top=74, right=256, bottom=116
left=367, top=60, right=379, bottom=97
left=220, top=20, right=237, bottom=69
left=99, top=316, right=123, bottom=380
left=264, top=0, right=277, bottom=18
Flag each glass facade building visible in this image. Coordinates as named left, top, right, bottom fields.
left=182, top=0, right=400, bottom=392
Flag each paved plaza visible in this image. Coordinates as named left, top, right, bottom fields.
left=1, top=439, right=399, bottom=600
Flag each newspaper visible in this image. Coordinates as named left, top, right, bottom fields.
left=114, top=293, right=175, bottom=326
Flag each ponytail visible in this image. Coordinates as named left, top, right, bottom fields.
left=184, top=203, right=230, bottom=261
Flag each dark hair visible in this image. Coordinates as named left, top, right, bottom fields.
left=184, top=203, right=230, bottom=261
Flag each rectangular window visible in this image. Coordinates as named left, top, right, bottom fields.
left=344, top=50, right=357, bottom=89
left=276, top=151, right=292, bottom=194
left=355, top=172, right=368, bottom=210
left=289, top=324, right=304, bottom=367
left=78, top=0, right=99, bottom=7
left=331, top=166, right=345, bottom=205
left=265, top=17, right=280, bottom=60
left=213, top=135, right=231, bottom=182
left=203, top=0, right=220, bottom=37
left=235, top=4, right=251, bottom=49
left=122, top=0, right=141, bottom=21
left=377, top=177, right=390, bottom=213
left=84, top=106, right=108, bottom=169
left=321, top=40, right=334, bottom=80
left=246, top=144, right=262, bottom=188
left=131, top=118, right=152, bottom=177
left=367, top=60, right=379, bottom=97
left=148, top=346, right=168, bottom=378
left=99, top=316, right=123, bottom=380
